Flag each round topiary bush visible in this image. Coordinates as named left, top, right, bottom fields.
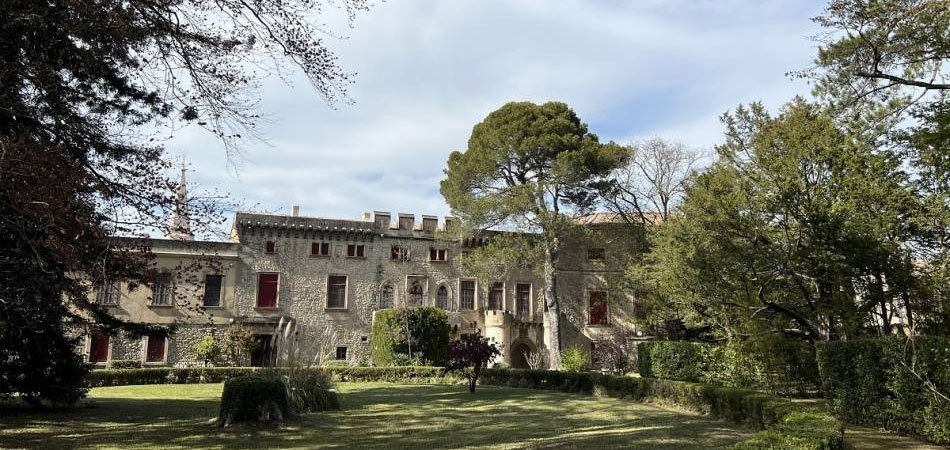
left=219, top=375, right=289, bottom=427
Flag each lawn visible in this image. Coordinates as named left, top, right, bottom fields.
left=0, top=383, right=752, bottom=449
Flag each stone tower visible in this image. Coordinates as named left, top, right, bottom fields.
left=166, top=166, right=194, bottom=240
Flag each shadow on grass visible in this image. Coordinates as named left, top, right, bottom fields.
left=0, top=383, right=751, bottom=449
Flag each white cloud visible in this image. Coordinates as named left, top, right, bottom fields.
left=167, top=0, right=828, bottom=228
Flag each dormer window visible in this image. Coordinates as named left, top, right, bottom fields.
left=391, top=245, right=410, bottom=261
left=429, top=248, right=447, bottom=262
left=311, top=242, right=331, bottom=256
left=587, top=247, right=605, bottom=261
left=346, top=244, right=365, bottom=258
left=264, top=241, right=277, bottom=254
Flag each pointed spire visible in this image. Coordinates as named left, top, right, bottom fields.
left=167, top=165, right=194, bottom=240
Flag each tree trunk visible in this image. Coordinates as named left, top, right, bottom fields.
left=543, top=241, right=563, bottom=369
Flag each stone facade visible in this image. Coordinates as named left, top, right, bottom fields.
left=85, top=209, right=649, bottom=368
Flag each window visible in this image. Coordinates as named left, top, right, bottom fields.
left=380, top=283, right=394, bottom=309
left=327, top=275, right=347, bottom=308
left=145, top=334, right=166, bottom=363
left=516, top=283, right=531, bottom=317
left=489, top=282, right=504, bottom=310
left=429, top=248, right=447, bottom=261
left=335, top=346, right=348, bottom=360
left=256, top=273, right=279, bottom=308
left=408, top=280, right=424, bottom=306
left=587, top=247, right=605, bottom=260
left=264, top=241, right=277, bottom=254
left=391, top=245, right=410, bottom=261
left=436, top=285, right=450, bottom=310
left=149, top=272, right=173, bottom=306
left=589, top=290, right=608, bottom=325
left=460, top=280, right=476, bottom=310
left=346, top=244, right=365, bottom=258
left=95, top=279, right=120, bottom=305
left=203, top=274, right=223, bottom=307
left=89, top=332, right=109, bottom=363
left=311, top=242, right=331, bottom=256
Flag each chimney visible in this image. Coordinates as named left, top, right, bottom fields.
left=397, top=213, right=414, bottom=231
left=292, top=205, right=300, bottom=217
left=421, top=215, right=438, bottom=233
left=373, top=211, right=391, bottom=230
left=443, top=216, right=457, bottom=231
left=362, top=211, right=371, bottom=221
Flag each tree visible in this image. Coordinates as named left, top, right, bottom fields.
left=599, top=138, right=704, bottom=225
left=807, top=0, right=949, bottom=106
left=440, top=101, right=627, bottom=368
left=444, top=332, right=500, bottom=393
left=194, top=335, right=222, bottom=367
left=642, top=99, right=916, bottom=342
left=0, top=1, right=369, bottom=403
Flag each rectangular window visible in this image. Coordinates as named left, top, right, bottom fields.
left=149, top=272, right=173, bottom=306
left=327, top=275, right=347, bottom=308
left=489, top=282, right=504, bottom=310
left=587, top=247, right=605, bottom=260
left=203, top=274, right=223, bottom=307
left=89, top=332, right=110, bottom=363
left=429, top=248, right=447, bottom=261
left=145, top=334, right=166, bottom=363
left=265, top=241, right=277, bottom=254
left=311, top=242, right=331, bottom=256
left=391, top=245, right=409, bottom=261
left=95, top=280, right=120, bottom=305
left=589, top=290, right=608, bottom=325
left=346, top=244, right=365, bottom=258
left=257, top=273, right=279, bottom=308
left=460, top=280, right=476, bottom=310
left=516, top=283, right=531, bottom=317
left=335, top=346, right=348, bottom=360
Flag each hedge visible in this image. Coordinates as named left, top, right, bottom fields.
left=371, top=307, right=450, bottom=366
left=816, top=336, right=950, bottom=445
left=480, top=368, right=843, bottom=450
left=637, top=341, right=714, bottom=381
left=85, top=366, right=461, bottom=387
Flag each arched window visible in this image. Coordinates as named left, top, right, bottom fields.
left=380, top=283, right=394, bottom=309
left=436, top=285, right=450, bottom=310
left=408, top=281, right=424, bottom=306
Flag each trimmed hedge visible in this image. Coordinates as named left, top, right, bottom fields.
left=219, top=376, right=288, bottom=426
left=637, top=341, right=713, bottom=381
left=85, top=366, right=461, bottom=387
left=480, top=368, right=843, bottom=450
left=816, top=336, right=950, bottom=445
left=371, top=307, right=450, bottom=366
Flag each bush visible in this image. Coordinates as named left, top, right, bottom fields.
left=219, top=375, right=288, bottom=426
left=560, top=346, right=590, bottom=372
left=106, top=359, right=142, bottom=369
left=480, top=368, right=843, bottom=450
left=371, top=307, right=449, bottom=366
left=637, top=341, right=712, bottom=381
left=268, top=368, right=339, bottom=413
left=816, top=336, right=950, bottom=445
left=194, top=335, right=221, bottom=367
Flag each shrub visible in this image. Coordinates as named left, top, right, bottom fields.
left=106, top=359, right=142, bottom=369
left=816, top=336, right=950, bottom=445
left=444, top=332, right=500, bottom=392
left=637, top=341, right=711, bottom=381
left=591, top=329, right=634, bottom=374
left=222, top=325, right=259, bottom=366
left=194, top=335, right=221, bottom=367
left=219, top=375, right=288, bottom=426
left=371, top=307, right=449, bottom=366
left=560, top=345, right=590, bottom=372
left=480, top=368, right=843, bottom=450
left=267, top=367, right=339, bottom=413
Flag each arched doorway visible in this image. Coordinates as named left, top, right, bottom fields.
left=510, top=342, right=533, bottom=369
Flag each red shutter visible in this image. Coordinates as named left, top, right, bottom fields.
left=257, top=273, right=279, bottom=308
left=589, top=291, right=608, bottom=325
left=89, top=332, right=110, bottom=363
left=146, top=335, right=165, bottom=362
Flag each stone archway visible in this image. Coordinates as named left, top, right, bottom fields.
left=509, top=339, right=537, bottom=369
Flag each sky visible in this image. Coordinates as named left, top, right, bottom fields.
left=166, top=0, right=827, bottom=229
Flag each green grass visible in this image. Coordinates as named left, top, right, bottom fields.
left=0, top=383, right=752, bottom=449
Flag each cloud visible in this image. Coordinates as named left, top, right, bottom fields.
left=166, top=0, right=827, bottom=230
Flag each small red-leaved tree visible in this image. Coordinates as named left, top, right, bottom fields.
left=445, top=332, right=500, bottom=393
